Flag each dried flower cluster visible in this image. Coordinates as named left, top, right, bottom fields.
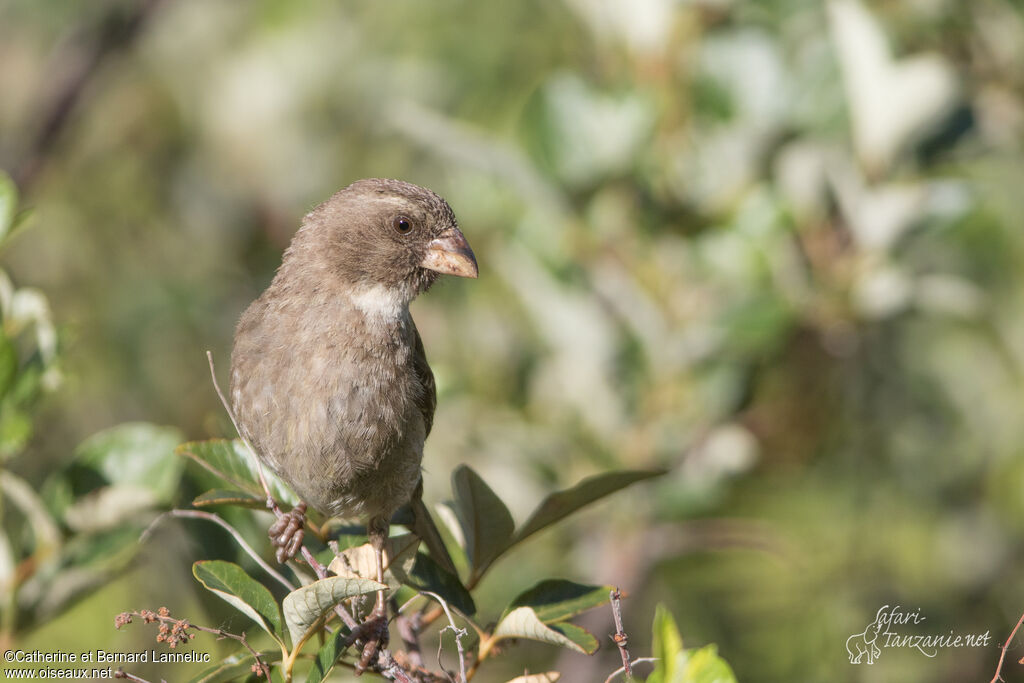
left=114, top=608, right=194, bottom=648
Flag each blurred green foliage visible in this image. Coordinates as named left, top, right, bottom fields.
left=2, top=0, right=1024, bottom=680
left=0, top=173, right=187, bottom=657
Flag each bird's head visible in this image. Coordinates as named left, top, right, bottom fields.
left=290, top=178, right=478, bottom=305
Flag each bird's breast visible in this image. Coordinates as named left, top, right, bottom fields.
left=231, top=296, right=426, bottom=518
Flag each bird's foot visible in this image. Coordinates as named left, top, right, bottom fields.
left=353, top=604, right=389, bottom=675
left=268, top=502, right=306, bottom=563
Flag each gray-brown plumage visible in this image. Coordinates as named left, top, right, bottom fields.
left=229, top=178, right=476, bottom=669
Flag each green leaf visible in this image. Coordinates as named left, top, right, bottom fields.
left=76, top=423, right=185, bottom=504
left=177, top=439, right=298, bottom=505
left=0, top=171, right=17, bottom=242
left=58, top=526, right=140, bottom=579
left=679, top=644, right=737, bottom=683
left=513, top=470, right=665, bottom=547
left=0, top=408, right=31, bottom=461
left=193, top=560, right=284, bottom=644
left=408, top=493, right=458, bottom=575
left=504, top=674, right=561, bottom=683
left=433, top=502, right=470, bottom=574
left=305, top=629, right=349, bottom=683
left=451, top=465, right=515, bottom=576
left=0, top=470, right=60, bottom=560
left=192, top=489, right=265, bottom=509
left=281, top=575, right=384, bottom=647
left=188, top=649, right=281, bottom=683
left=492, top=606, right=598, bottom=654
left=649, top=604, right=684, bottom=683
left=0, top=334, right=17, bottom=401
left=7, top=208, right=33, bottom=242
left=404, top=551, right=476, bottom=616
left=32, top=529, right=143, bottom=620
left=548, top=621, right=599, bottom=654
left=503, top=579, right=612, bottom=624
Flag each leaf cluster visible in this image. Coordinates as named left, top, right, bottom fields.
left=175, top=437, right=663, bottom=681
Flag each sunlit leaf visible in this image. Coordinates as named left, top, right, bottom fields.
left=324, top=535, right=417, bottom=616
left=503, top=579, right=612, bottom=624
left=76, top=423, right=185, bottom=504
left=192, top=488, right=265, bottom=509
left=451, top=465, right=514, bottom=576
left=493, top=606, right=598, bottom=654
left=649, top=603, right=685, bottom=683
left=281, top=575, right=384, bottom=647
left=403, top=551, right=476, bottom=616
left=327, top=534, right=419, bottom=592
left=176, top=439, right=298, bottom=505
left=548, top=621, right=599, bottom=654
left=433, top=501, right=469, bottom=572
left=512, top=470, right=665, bottom=548
left=680, top=644, right=737, bottom=683
left=193, top=560, right=284, bottom=643
left=504, top=674, right=561, bottom=683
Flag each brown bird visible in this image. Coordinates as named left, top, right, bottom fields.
left=229, top=178, right=477, bottom=670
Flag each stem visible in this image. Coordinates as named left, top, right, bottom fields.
left=421, top=591, right=467, bottom=683
left=610, top=588, right=633, bottom=681
left=990, top=610, right=1024, bottom=683
left=604, top=658, right=659, bottom=683
left=119, top=611, right=275, bottom=680
left=154, top=509, right=296, bottom=592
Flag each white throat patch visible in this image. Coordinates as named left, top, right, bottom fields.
left=350, top=283, right=407, bottom=319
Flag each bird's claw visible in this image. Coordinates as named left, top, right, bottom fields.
left=353, top=608, right=389, bottom=675
left=268, top=502, right=306, bottom=563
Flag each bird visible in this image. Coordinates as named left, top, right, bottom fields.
left=229, top=178, right=477, bottom=671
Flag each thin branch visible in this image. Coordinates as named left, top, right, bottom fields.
left=377, top=650, right=415, bottom=683
left=165, top=509, right=295, bottom=591
left=114, top=669, right=161, bottom=683
left=422, top=591, right=467, bottom=683
left=116, top=609, right=271, bottom=681
left=603, top=658, right=658, bottom=683
left=610, top=588, right=633, bottom=681
left=990, top=610, right=1024, bottom=683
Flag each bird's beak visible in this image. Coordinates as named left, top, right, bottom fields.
left=420, top=228, right=478, bottom=279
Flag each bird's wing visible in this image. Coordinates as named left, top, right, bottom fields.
left=408, top=325, right=457, bottom=574
left=412, top=323, right=437, bottom=438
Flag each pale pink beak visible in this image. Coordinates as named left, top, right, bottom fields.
left=420, top=228, right=478, bottom=278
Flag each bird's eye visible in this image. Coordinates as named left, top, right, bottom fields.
left=392, top=216, right=414, bottom=234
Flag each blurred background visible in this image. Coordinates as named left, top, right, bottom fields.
left=2, top=0, right=1024, bottom=680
